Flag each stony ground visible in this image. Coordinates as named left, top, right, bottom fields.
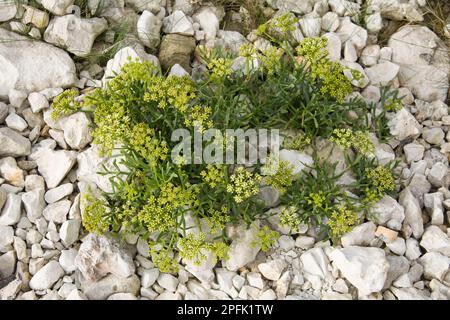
left=0, top=0, right=450, bottom=300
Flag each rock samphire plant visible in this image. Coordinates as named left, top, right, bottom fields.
left=51, top=15, right=400, bottom=272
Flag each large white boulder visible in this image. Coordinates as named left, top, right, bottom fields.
left=41, top=0, right=75, bottom=15
left=137, top=10, right=162, bottom=49
left=224, top=223, right=261, bottom=271
left=330, top=246, right=389, bottom=296
left=0, top=29, right=77, bottom=98
left=36, top=149, right=77, bottom=189
left=388, top=26, right=449, bottom=102
left=29, top=260, right=65, bottom=290
left=0, top=2, right=17, bottom=22
left=420, top=226, right=450, bottom=257
left=75, top=233, right=136, bottom=281
left=44, top=15, right=108, bottom=57
left=398, top=187, right=424, bottom=239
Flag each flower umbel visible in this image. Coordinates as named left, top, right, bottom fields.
left=252, top=225, right=280, bottom=252
left=261, top=156, right=294, bottom=193
left=200, top=164, right=225, bottom=188
left=297, top=37, right=353, bottom=102
left=279, top=206, right=300, bottom=232
left=364, top=165, right=395, bottom=203
left=330, top=129, right=374, bottom=155
left=207, top=57, right=233, bottom=83
left=51, top=89, right=81, bottom=120
left=226, top=167, right=261, bottom=203
left=327, top=205, right=359, bottom=241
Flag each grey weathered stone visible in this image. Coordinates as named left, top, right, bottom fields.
left=0, top=193, right=22, bottom=226
left=43, top=200, right=71, bottom=224
left=369, top=196, right=405, bottom=230
left=162, top=10, right=194, bottom=36
left=224, top=223, right=261, bottom=272
left=388, top=108, right=421, bottom=141
left=388, top=26, right=449, bottom=102
left=419, top=252, right=450, bottom=280
left=37, top=150, right=77, bottom=189
left=300, top=247, right=331, bottom=280
left=420, top=226, right=450, bottom=257
left=341, top=222, right=376, bottom=247
left=137, top=10, right=162, bottom=49
left=29, top=260, right=64, bottom=290
left=330, top=246, right=389, bottom=296
left=44, top=15, right=108, bottom=57
left=59, top=112, right=93, bottom=149
left=75, top=233, right=135, bottom=281
left=0, top=128, right=31, bottom=157
left=81, top=273, right=140, bottom=300
left=398, top=188, right=423, bottom=239
left=0, top=29, right=76, bottom=98
left=258, top=259, right=286, bottom=281
left=59, top=219, right=81, bottom=247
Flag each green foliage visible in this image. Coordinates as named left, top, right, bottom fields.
left=178, top=233, right=229, bottom=266
left=62, top=20, right=403, bottom=270
left=282, top=132, right=312, bottom=151
left=279, top=206, right=301, bottom=233
left=253, top=225, right=280, bottom=252
left=81, top=191, right=110, bottom=235
left=51, top=89, right=81, bottom=120
left=330, top=128, right=375, bottom=156
left=349, top=156, right=398, bottom=205
left=261, top=156, right=294, bottom=193
left=226, top=167, right=261, bottom=204
left=296, top=37, right=357, bottom=103
left=327, top=205, right=360, bottom=241
left=280, top=159, right=346, bottom=229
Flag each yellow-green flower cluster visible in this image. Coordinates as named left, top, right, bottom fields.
left=261, top=157, right=294, bottom=193
left=283, top=133, right=311, bottom=151
left=307, top=191, right=327, bottom=209
left=210, top=241, right=229, bottom=261
left=92, top=101, right=131, bottom=155
left=239, top=43, right=257, bottom=58
left=296, top=37, right=353, bottom=102
left=178, top=233, right=210, bottom=265
left=352, top=131, right=375, bottom=155
left=207, top=57, right=233, bottom=83
left=327, top=205, right=359, bottom=241
left=138, top=196, right=176, bottom=233
left=127, top=123, right=168, bottom=163
left=279, top=206, right=300, bottom=232
left=330, top=128, right=374, bottom=155
left=226, top=167, right=261, bottom=203
left=51, top=89, right=81, bottom=120
left=364, top=165, right=395, bottom=203
left=252, top=225, right=280, bottom=252
left=205, top=206, right=230, bottom=234
left=257, top=13, right=298, bottom=36
left=330, top=128, right=353, bottom=149
left=296, top=37, right=329, bottom=64
left=178, top=233, right=229, bottom=266
left=384, top=98, right=403, bottom=112
left=150, top=247, right=179, bottom=273
left=85, top=62, right=161, bottom=155
left=144, top=75, right=196, bottom=112
left=138, top=182, right=200, bottom=233
left=82, top=194, right=110, bottom=235
left=200, top=164, right=225, bottom=188
left=109, top=59, right=158, bottom=90
left=184, top=105, right=213, bottom=133
left=259, top=46, right=284, bottom=76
